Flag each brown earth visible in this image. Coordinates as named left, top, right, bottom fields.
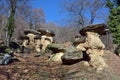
left=0, top=50, right=120, bottom=80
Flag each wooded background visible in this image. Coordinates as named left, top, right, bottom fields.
left=0, top=0, right=120, bottom=50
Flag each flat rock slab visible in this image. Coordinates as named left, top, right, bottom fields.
left=19, top=36, right=29, bottom=40
left=37, top=29, right=55, bottom=36
left=47, top=44, right=66, bottom=53
left=24, top=29, right=40, bottom=35
left=79, top=24, right=107, bottom=36
left=61, top=51, right=83, bottom=65
left=47, top=44, right=78, bottom=53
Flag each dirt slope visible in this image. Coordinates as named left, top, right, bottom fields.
left=0, top=50, right=120, bottom=80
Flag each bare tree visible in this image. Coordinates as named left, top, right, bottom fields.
left=63, top=0, right=88, bottom=27
left=0, top=0, right=46, bottom=41
left=0, top=0, right=31, bottom=45
left=28, top=8, right=46, bottom=30
left=63, top=0, right=107, bottom=28
left=0, top=1, right=9, bottom=39
left=89, top=0, right=106, bottom=24
left=6, top=0, right=17, bottom=42
left=46, top=22, right=79, bottom=43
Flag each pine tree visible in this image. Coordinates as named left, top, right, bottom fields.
left=107, top=0, right=120, bottom=44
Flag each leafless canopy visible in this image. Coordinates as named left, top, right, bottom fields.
left=63, top=0, right=107, bottom=28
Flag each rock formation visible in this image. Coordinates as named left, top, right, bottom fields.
left=61, top=51, right=83, bottom=64
left=34, top=35, right=41, bottom=52
left=47, top=44, right=65, bottom=62
left=20, top=29, right=55, bottom=53
left=37, top=29, right=55, bottom=52
left=75, top=23, right=108, bottom=72
left=20, top=29, right=40, bottom=52
left=20, top=36, right=29, bottom=48
left=19, top=24, right=109, bottom=72
left=47, top=43, right=83, bottom=64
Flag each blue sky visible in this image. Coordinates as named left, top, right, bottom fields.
left=31, top=0, right=109, bottom=26
left=31, top=0, right=66, bottom=24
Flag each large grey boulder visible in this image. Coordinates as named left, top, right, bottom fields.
left=47, top=44, right=66, bottom=53
left=47, top=44, right=82, bottom=63
left=0, top=52, right=12, bottom=65
left=65, top=45, right=77, bottom=52
left=61, top=51, right=83, bottom=64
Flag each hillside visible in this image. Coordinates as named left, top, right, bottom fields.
left=0, top=50, right=120, bottom=80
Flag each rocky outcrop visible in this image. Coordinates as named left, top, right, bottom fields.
left=88, top=51, right=107, bottom=71
left=20, top=29, right=41, bottom=51
left=47, top=44, right=83, bottom=64
left=86, top=32, right=105, bottom=49
left=37, top=29, right=55, bottom=52
left=76, top=23, right=108, bottom=72
left=34, top=35, right=41, bottom=52
left=20, top=29, right=55, bottom=53
left=40, top=35, right=53, bottom=51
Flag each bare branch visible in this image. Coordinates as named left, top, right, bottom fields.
left=63, top=0, right=107, bottom=27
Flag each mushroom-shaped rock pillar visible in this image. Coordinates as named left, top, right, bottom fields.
left=37, top=29, right=55, bottom=51
left=19, top=36, right=29, bottom=47
left=24, top=29, right=40, bottom=50
left=77, top=24, right=107, bottom=52
left=34, top=35, right=41, bottom=52
left=77, top=24, right=108, bottom=72
left=24, top=29, right=40, bottom=45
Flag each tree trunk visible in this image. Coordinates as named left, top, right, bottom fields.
left=6, top=0, right=16, bottom=46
